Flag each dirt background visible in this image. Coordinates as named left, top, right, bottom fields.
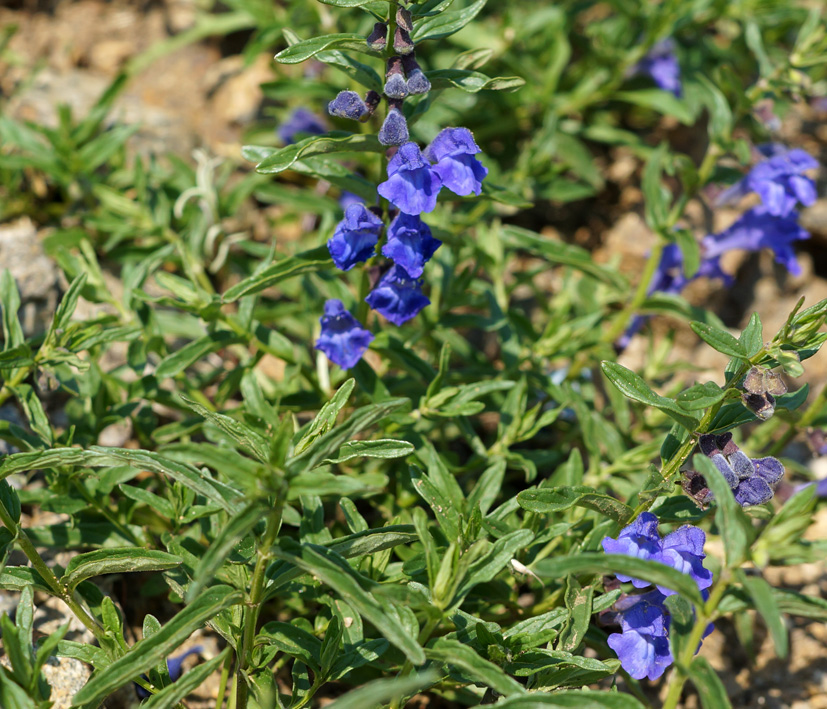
left=1, top=1, right=827, bottom=707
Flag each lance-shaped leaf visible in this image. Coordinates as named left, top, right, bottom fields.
left=427, top=69, right=525, bottom=92
left=275, top=33, right=379, bottom=64
left=412, top=0, right=487, bottom=42
left=517, top=486, right=632, bottom=523
left=142, top=648, right=230, bottom=709
left=179, top=396, right=270, bottom=463
left=533, top=553, right=704, bottom=606
left=325, top=671, right=439, bottom=709
left=271, top=543, right=425, bottom=664
left=72, top=585, right=242, bottom=705
left=427, top=638, right=524, bottom=696
left=62, top=549, right=181, bottom=591
left=323, top=439, right=414, bottom=464
left=244, top=133, right=383, bottom=175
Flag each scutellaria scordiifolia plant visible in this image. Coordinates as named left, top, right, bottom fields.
left=2, top=1, right=827, bottom=708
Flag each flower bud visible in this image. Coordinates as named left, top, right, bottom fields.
left=396, top=7, right=413, bottom=32
left=363, top=90, right=382, bottom=119
left=378, top=105, right=409, bottom=146
left=393, top=27, right=415, bottom=55
left=366, top=22, right=387, bottom=51
left=384, top=56, right=408, bottom=99
left=402, top=55, right=430, bottom=95
left=328, top=90, right=368, bottom=120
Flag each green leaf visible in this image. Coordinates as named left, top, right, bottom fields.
left=455, top=529, right=534, bottom=603
left=556, top=576, right=593, bottom=653
left=222, top=245, right=333, bottom=302
left=275, top=33, right=378, bottom=64
left=740, top=312, right=763, bottom=357
left=412, top=0, right=487, bottom=42
left=533, top=553, right=704, bottom=605
left=73, top=585, right=241, bottom=705
left=142, top=648, right=230, bottom=709
left=0, top=567, right=53, bottom=593
left=677, top=382, right=727, bottom=410
left=0, top=269, right=24, bottom=352
left=694, top=454, right=751, bottom=567
left=427, top=638, right=524, bottom=696
left=409, top=465, right=461, bottom=540
left=316, top=0, right=390, bottom=6
left=295, top=379, right=355, bottom=455
left=427, top=69, right=525, bottom=92
left=687, top=656, right=733, bottom=709
left=257, top=622, right=322, bottom=671
left=641, top=143, right=670, bottom=230
left=696, top=76, right=733, bottom=144
left=62, top=549, right=181, bottom=590
left=187, top=500, right=269, bottom=601
left=601, top=362, right=700, bottom=430
left=494, top=690, right=646, bottom=708
left=155, top=332, right=241, bottom=379
left=0, top=447, right=241, bottom=513
left=324, top=671, right=439, bottom=709
left=740, top=573, right=788, bottom=659
left=271, top=544, right=425, bottom=664
left=179, top=395, right=271, bottom=463
left=690, top=322, right=747, bottom=359
left=517, top=486, right=632, bottom=523
left=322, top=439, right=414, bottom=464
left=616, top=89, right=694, bottom=124
left=245, top=133, right=382, bottom=175
left=503, top=226, right=626, bottom=290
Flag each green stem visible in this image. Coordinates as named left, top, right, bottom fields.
left=661, top=574, right=729, bottom=709
left=0, top=498, right=106, bottom=644
left=234, top=495, right=285, bottom=709
left=387, top=613, right=442, bottom=709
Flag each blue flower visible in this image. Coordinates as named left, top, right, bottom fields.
left=723, top=145, right=819, bottom=217
left=378, top=142, right=443, bottom=215
left=365, top=266, right=430, bottom=325
left=699, top=433, right=785, bottom=506
left=135, top=646, right=203, bottom=699
left=424, top=128, right=488, bottom=197
left=328, top=91, right=369, bottom=121
left=601, top=512, right=712, bottom=595
left=315, top=300, right=374, bottom=369
left=702, top=206, right=810, bottom=276
left=634, top=39, right=682, bottom=97
left=327, top=204, right=384, bottom=271
left=382, top=213, right=442, bottom=278
left=607, top=591, right=673, bottom=681
left=278, top=109, right=326, bottom=145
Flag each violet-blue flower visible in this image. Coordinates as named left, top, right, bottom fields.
left=424, top=127, right=488, bottom=197
left=607, top=591, right=673, bottom=681
left=278, top=108, right=326, bottom=145
left=601, top=512, right=712, bottom=595
left=315, top=300, right=374, bottom=369
left=378, top=142, right=443, bottom=215
left=365, top=266, right=430, bottom=325
left=634, top=39, right=682, bottom=97
left=724, top=145, right=819, bottom=217
left=327, top=203, right=384, bottom=271
left=382, top=213, right=442, bottom=278
left=702, top=206, right=810, bottom=276
left=699, top=433, right=784, bottom=506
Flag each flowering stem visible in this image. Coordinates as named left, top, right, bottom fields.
left=603, top=240, right=664, bottom=345
left=661, top=573, right=729, bottom=709
left=235, top=494, right=284, bottom=709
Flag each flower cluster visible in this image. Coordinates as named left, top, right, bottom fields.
left=601, top=513, right=713, bottom=680
left=314, top=8, right=488, bottom=369
left=709, top=144, right=816, bottom=276
left=698, top=432, right=785, bottom=506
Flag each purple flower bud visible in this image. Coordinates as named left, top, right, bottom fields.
left=699, top=434, right=785, bottom=506
left=316, top=300, right=374, bottom=369
left=384, top=73, right=408, bottom=100
left=396, top=7, right=413, bottom=32
left=379, top=107, right=410, bottom=146
left=365, top=265, right=430, bottom=325
left=328, top=91, right=368, bottom=120
left=393, top=27, right=415, bottom=55
left=366, top=22, right=388, bottom=52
